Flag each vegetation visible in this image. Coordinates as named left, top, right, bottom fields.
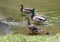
left=0, top=34, right=60, bottom=42
left=0, top=0, right=60, bottom=42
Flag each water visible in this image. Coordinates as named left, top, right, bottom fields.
left=35, top=11, right=60, bottom=34
left=0, top=11, right=60, bottom=35
left=0, top=20, right=28, bottom=35
left=35, top=11, right=60, bottom=26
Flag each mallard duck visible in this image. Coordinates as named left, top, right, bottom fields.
left=20, top=4, right=35, bottom=15
left=31, top=9, right=46, bottom=25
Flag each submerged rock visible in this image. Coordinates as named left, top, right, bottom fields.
left=0, top=21, right=11, bottom=35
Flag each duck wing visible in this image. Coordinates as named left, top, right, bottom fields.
left=22, top=9, right=31, bottom=14
left=24, top=8, right=34, bottom=11
left=33, top=16, right=46, bottom=22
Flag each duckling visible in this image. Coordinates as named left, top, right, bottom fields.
left=20, top=4, right=35, bottom=16
left=31, top=9, right=46, bottom=25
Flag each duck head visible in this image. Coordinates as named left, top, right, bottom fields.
left=20, top=4, right=23, bottom=12
left=31, top=9, right=35, bottom=20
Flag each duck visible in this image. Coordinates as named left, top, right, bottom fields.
left=20, top=4, right=35, bottom=16
left=26, top=17, right=39, bottom=34
left=31, top=9, right=47, bottom=25
left=26, top=17, right=38, bottom=34
left=26, top=17, right=50, bottom=35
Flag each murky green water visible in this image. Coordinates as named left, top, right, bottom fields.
left=10, top=11, right=60, bottom=35
left=0, top=11, right=60, bottom=35
left=36, top=11, right=60, bottom=34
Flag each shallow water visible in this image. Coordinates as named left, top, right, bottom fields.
left=0, top=20, right=28, bottom=35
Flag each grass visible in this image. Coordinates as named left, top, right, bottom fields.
left=0, top=34, right=60, bottom=42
